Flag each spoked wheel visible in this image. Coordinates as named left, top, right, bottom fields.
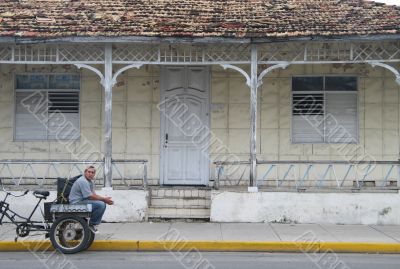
left=49, top=216, right=90, bottom=254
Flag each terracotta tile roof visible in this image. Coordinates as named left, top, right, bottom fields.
left=0, top=0, right=399, bottom=39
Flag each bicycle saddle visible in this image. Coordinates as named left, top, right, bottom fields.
left=33, top=190, right=50, bottom=198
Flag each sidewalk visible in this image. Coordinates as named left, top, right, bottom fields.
left=1, top=222, right=400, bottom=253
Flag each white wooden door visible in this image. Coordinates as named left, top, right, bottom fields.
left=160, top=66, right=210, bottom=185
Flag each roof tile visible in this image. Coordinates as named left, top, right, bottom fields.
left=0, top=0, right=398, bottom=39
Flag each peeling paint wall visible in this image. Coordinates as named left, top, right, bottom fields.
left=0, top=63, right=399, bottom=184
left=258, top=63, right=400, bottom=162
left=210, top=190, right=400, bottom=224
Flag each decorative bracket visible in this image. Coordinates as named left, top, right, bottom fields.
left=257, top=62, right=290, bottom=87
left=74, top=64, right=105, bottom=87
left=75, top=63, right=144, bottom=88
left=369, top=62, right=400, bottom=86
left=112, top=64, right=143, bottom=86
left=220, top=64, right=251, bottom=87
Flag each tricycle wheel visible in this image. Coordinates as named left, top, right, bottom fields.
left=83, top=230, right=95, bottom=250
left=16, top=223, right=30, bottom=237
left=49, top=215, right=89, bottom=254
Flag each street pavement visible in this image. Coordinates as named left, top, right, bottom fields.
left=2, top=221, right=399, bottom=242
left=1, top=252, right=400, bottom=269
left=1, top=222, right=400, bottom=252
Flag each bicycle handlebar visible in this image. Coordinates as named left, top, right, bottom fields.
left=9, top=190, right=29, bottom=197
left=0, top=178, right=29, bottom=197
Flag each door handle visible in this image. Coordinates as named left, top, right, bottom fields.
left=164, top=133, right=168, bottom=148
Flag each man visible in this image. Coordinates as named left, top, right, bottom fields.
left=69, top=165, right=113, bottom=233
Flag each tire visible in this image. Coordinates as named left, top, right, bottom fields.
left=16, top=223, right=30, bottom=237
left=49, top=215, right=90, bottom=254
left=83, top=230, right=95, bottom=250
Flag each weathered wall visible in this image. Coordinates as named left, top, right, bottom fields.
left=210, top=190, right=400, bottom=225
left=258, top=63, right=400, bottom=163
left=0, top=189, right=148, bottom=222
left=0, top=63, right=399, bottom=184
left=211, top=63, right=400, bottom=184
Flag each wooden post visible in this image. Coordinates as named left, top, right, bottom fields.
left=249, top=44, right=258, bottom=188
left=103, top=44, right=113, bottom=188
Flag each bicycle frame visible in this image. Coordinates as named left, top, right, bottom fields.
left=0, top=190, right=50, bottom=233
left=0, top=177, right=97, bottom=253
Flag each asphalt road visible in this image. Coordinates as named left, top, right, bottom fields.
left=1, top=252, right=400, bottom=269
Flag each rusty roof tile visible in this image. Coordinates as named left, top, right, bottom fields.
left=0, top=0, right=398, bottom=39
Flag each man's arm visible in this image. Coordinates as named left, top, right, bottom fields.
left=89, top=193, right=114, bottom=205
left=78, top=179, right=114, bottom=205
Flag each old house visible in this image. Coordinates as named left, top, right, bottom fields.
left=0, top=0, right=400, bottom=223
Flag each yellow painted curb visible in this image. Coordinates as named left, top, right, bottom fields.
left=0, top=241, right=53, bottom=251
left=138, top=241, right=317, bottom=252
left=1, top=240, right=400, bottom=253
left=320, top=242, right=400, bottom=254
left=88, top=240, right=138, bottom=251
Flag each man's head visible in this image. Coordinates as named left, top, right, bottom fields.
left=84, top=165, right=96, bottom=181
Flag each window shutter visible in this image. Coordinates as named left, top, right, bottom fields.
left=325, top=92, right=357, bottom=143
left=291, top=76, right=357, bottom=144
left=292, top=93, right=324, bottom=143
left=15, top=91, right=47, bottom=140
left=15, top=74, right=80, bottom=141
left=48, top=91, right=80, bottom=140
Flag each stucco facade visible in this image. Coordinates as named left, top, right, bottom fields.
left=0, top=63, right=399, bottom=186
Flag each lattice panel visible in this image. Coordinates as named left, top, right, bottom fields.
left=0, top=46, right=12, bottom=61
left=0, top=41, right=398, bottom=65
left=305, top=42, right=353, bottom=62
left=205, top=44, right=251, bottom=62
left=353, top=42, right=400, bottom=61
left=113, top=44, right=158, bottom=62
left=13, top=45, right=57, bottom=62
left=259, top=42, right=305, bottom=62
left=58, top=45, right=104, bottom=62
left=159, top=44, right=205, bottom=63
left=260, top=41, right=400, bottom=63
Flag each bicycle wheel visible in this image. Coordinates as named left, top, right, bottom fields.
left=49, top=215, right=90, bottom=254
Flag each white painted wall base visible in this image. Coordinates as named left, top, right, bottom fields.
left=210, top=191, right=400, bottom=225
left=0, top=190, right=148, bottom=223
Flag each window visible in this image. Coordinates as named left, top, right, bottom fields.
left=291, top=76, right=357, bottom=143
left=15, top=74, right=80, bottom=140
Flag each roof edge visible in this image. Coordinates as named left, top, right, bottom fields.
left=0, top=34, right=399, bottom=45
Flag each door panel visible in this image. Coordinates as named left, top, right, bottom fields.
left=187, top=67, right=207, bottom=92
left=181, top=98, right=203, bottom=137
left=165, top=98, right=187, bottom=141
left=164, top=67, right=185, bottom=91
left=186, top=146, right=202, bottom=181
left=166, top=147, right=184, bottom=180
left=160, top=66, right=210, bottom=185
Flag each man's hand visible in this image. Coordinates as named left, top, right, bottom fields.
left=103, top=196, right=114, bottom=205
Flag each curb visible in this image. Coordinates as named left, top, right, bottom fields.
left=1, top=240, right=400, bottom=253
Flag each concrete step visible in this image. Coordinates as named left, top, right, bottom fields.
left=150, top=188, right=212, bottom=199
left=148, top=187, right=212, bottom=219
left=148, top=207, right=210, bottom=219
left=149, top=196, right=211, bottom=208
left=150, top=197, right=211, bottom=208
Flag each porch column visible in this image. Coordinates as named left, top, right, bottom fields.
left=103, top=44, right=113, bottom=188
left=249, top=44, right=258, bottom=187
